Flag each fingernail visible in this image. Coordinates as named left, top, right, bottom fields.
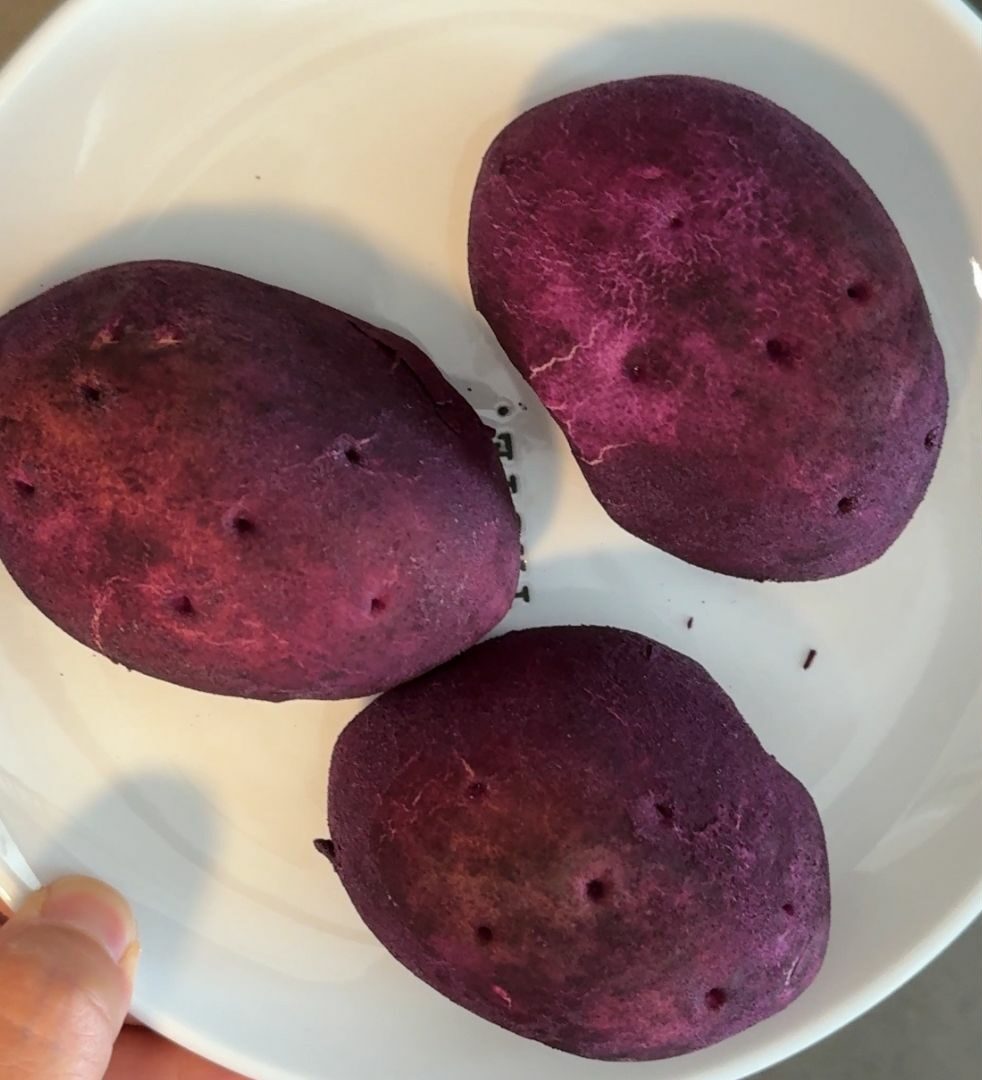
left=28, top=876, right=138, bottom=965
left=120, top=939, right=142, bottom=984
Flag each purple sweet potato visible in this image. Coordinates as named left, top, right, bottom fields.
left=0, top=260, right=520, bottom=701
left=324, top=626, right=830, bottom=1060
left=469, top=76, right=947, bottom=581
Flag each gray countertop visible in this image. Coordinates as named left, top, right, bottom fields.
left=1, top=3, right=979, bottom=1079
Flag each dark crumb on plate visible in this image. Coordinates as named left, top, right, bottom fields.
left=803, top=648, right=817, bottom=670
left=686, top=617, right=694, bottom=629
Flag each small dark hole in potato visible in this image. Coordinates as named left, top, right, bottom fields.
left=475, top=925, right=494, bottom=945
left=669, top=216, right=684, bottom=230
left=705, top=988, right=728, bottom=1011
left=80, top=384, right=103, bottom=404
left=13, top=479, right=35, bottom=497
left=173, top=595, right=195, bottom=617
left=625, top=363, right=645, bottom=383
left=497, top=405, right=511, bottom=418
left=656, top=803, right=675, bottom=824
left=370, top=597, right=386, bottom=615
left=924, top=429, right=939, bottom=450
left=345, top=447, right=362, bottom=466
left=782, top=903, right=796, bottom=917
left=846, top=282, right=872, bottom=303
left=837, top=495, right=858, bottom=515
left=466, top=781, right=487, bottom=800
left=232, top=516, right=255, bottom=536
left=585, top=879, right=607, bottom=902
left=765, top=338, right=794, bottom=366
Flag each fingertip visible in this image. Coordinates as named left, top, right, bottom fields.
left=0, top=876, right=139, bottom=1078
left=30, top=875, right=138, bottom=964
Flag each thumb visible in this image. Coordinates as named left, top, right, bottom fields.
left=0, top=876, right=139, bottom=1080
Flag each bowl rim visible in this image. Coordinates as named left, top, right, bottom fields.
left=0, top=2, right=979, bottom=1079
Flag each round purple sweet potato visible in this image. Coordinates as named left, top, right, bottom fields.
left=0, top=260, right=520, bottom=701
left=323, top=626, right=830, bottom=1060
left=469, top=76, right=947, bottom=581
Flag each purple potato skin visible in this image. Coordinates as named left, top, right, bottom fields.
left=0, top=260, right=520, bottom=701
left=325, top=626, right=830, bottom=1060
left=469, top=76, right=947, bottom=581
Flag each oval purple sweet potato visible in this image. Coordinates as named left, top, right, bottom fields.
left=324, top=626, right=830, bottom=1060
left=0, top=260, right=520, bottom=701
left=469, top=76, right=947, bottom=581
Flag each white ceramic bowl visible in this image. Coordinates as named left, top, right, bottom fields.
left=0, top=1, right=979, bottom=1078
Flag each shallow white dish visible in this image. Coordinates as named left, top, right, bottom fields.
left=0, top=0, right=979, bottom=1077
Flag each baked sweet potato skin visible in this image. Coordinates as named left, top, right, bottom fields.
left=325, top=626, right=830, bottom=1060
left=469, top=76, right=947, bottom=581
left=0, top=260, right=520, bottom=700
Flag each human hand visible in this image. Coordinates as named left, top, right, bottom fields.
left=0, top=876, right=246, bottom=1079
